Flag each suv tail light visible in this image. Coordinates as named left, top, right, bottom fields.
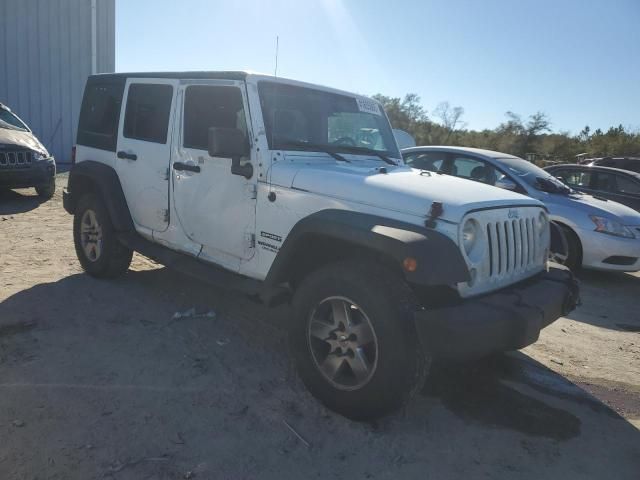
left=71, top=145, right=76, bottom=165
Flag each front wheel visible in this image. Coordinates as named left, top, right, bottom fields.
left=289, top=261, right=428, bottom=420
left=73, top=194, right=133, bottom=278
left=35, top=177, right=56, bottom=199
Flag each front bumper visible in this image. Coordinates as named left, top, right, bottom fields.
left=578, top=226, right=640, bottom=272
left=0, top=158, right=56, bottom=188
left=415, top=266, right=579, bottom=360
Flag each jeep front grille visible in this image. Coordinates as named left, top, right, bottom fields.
left=486, top=217, right=538, bottom=277
left=458, top=206, right=548, bottom=298
left=0, top=150, right=32, bottom=169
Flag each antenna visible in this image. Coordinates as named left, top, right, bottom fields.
left=274, top=36, right=279, bottom=77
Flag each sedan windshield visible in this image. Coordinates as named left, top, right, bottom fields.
left=499, top=156, right=572, bottom=194
left=258, top=81, right=400, bottom=160
left=0, top=108, right=29, bottom=131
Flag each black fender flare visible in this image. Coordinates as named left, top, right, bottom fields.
left=264, top=209, right=470, bottom=288
left=65, top=160, right=134, bottom=232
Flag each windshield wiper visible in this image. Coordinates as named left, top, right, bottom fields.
left=330, top=145, right=397, bottom=166
left=278, top=140, right=350, bottom=163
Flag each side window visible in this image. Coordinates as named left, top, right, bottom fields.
left=403, top=152, right=445, bottom=172
left=451, top=156, right=497, bottom=185
left=593, top=172, right=618, bottom=192
left=183, top=85, right=246, bottom=150
left=123, top=84, right=173, bottom=144
left=77, top=81, right=124, bottom=151
left=556, top=170, right=592, bottom=188
left=616, top=175, right=640, bottom=195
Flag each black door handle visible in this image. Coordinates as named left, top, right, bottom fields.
left=117, top=151, right=137, bottom=161
left=173, top=162, right=201, bottom=173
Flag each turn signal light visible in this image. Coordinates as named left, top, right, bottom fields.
left=403, top=257, right=418, bottom=272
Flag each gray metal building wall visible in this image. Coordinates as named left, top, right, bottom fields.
left=0, top=0, right=115, bottom=163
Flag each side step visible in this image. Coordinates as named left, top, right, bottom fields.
left=117, top=232, right=263, bottom=297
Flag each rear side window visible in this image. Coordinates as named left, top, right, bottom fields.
left=123, top=84, right=173, bottom=144
left=616, top=175, right=640, bottom=195
left=183, top=85, right=246, bottom=150
left=77, top=81, right=124, bottom=151
left=593, top=172, right=618, bottom=192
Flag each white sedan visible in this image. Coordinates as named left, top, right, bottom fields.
left=403, top=146, right=640, bottom=272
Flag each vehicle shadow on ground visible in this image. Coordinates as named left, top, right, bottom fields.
left=422, top=353, right=635, bottom=440
left=2, top=269, right=638, bottom=440
left=0, top=188, right=45, bottom=214
left=566, top=269, right=640, bottom=331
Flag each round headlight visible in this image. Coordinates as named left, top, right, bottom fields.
left=537, top=212, right=548, bottom=237
left=462, top=219, right=479, bottom=255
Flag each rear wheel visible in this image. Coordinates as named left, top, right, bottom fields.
left=290, top=261, right=428, bottom=420
left=73, top=194, right=132, bottom=278
left=35, top=177, right=56, bottom=199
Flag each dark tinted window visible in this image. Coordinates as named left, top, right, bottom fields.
left=616, top=175, right=640, bottom=195
left=123, top=84, right=173, bottom=143
left=183, top=85, right=245, bottom=150
left=593, top=172, right=618, bottom=192
left=77, top=81, right=125, bottom=151
left=0, top=108, right=28, bottom=131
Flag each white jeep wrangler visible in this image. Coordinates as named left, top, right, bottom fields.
left=64, top=71, right=578, bottom=420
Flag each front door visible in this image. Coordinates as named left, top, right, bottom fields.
left=116, top=78, right=178, bottom=232
left=171, top=81, right=256, bottom=264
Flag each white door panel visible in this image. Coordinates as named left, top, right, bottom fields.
left=171, top=81, right=256, bottom=264
left=116, top=78, right=178, bottom=232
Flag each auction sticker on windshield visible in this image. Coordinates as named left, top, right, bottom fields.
left=356, top=97, right=381, bottom=116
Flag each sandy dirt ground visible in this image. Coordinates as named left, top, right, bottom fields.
left=0, top=174, right=639, bottom=479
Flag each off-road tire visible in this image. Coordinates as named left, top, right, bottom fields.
left=35, top=177, right=56, bottom=199
left=290, top=260, right=429, bottom=420
left=73, top=194, right=133, bottom=278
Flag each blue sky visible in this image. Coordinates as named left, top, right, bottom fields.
left=116, top=0, right=639, bottom=134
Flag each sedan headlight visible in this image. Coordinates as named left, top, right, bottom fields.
left=33, top=151, right=49, bottom=161
left=589, top=215, right=635, bottom=239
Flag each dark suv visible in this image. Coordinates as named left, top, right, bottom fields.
left=589, top=157, right=640, bottom=174
left=0, top=103, right=56, bottom=198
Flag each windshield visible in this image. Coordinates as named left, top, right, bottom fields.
left=499, top=156, right=572, bottom=194
left=258, top=81, right=400, bottom=159
left=0, top=108, right=29, bottom=131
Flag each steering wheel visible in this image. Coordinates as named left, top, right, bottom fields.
left=332, top=136, right=356, bottom=147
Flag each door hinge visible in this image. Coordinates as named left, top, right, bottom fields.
left=164, top=168, right=170, bottom=181
left=246, top=184, right=257, bottom=199
left=245, top=232, right=255, bottom=249
left=163, top=209, right=170, bottom=223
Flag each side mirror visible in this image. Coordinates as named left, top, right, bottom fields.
left=495, top=177, right=517, bottom=191
left=208, top=127, right=253, bottom=179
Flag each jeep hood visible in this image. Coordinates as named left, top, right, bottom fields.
left=0, top=127, right=48, bottom=155
left=270, top=159, right=541, bottom=223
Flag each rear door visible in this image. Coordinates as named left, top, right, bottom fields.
left=116, top=78, right=179, bottom=233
